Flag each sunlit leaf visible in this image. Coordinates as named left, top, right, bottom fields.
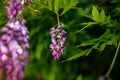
left=86, top=48, right=93, bottom=56
left=98, top=29, right=111, bottom=40
left=100, top=9, right=105, bottom=22
left=107, top=35, right=119, bottom=47
left=77, top=42, right=95, bottom=47
left=106, top=15, right=111, bottom=24
left=61, top=49, right=89, bottom=62
left=75, top=22, right=97, bottom=33
left=63, top=0, right=67, bottom=6
left=92, top=43, right=99, bottom=49
left=48, top=0, right=53, bottom=10
left=60, top=0, right=79, bottom=16
left=107, top=40, right=113, bottom=45
left=54, top=0, right=60, bottom=13
left=98, top=43, right=106, bottom=52
left=92, top=5, right=100, bottom=22
left=111, top=36, right=119, bottom=47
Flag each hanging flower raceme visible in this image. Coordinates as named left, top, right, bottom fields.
left=6, top=0, right=24, bottom=19
left=50, top=24, right=66, bottom=60
left=0, top=0, right=30, bottom=80
left=0, top=18, right=29, bottom=80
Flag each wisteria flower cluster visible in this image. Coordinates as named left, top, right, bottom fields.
left=50, top=24, right=66, bottom=60
left=6, top=0, right=24, bottom=19
left=0, top=18, right=29, bottom=80
left=0, top=0, right=31, bottom=80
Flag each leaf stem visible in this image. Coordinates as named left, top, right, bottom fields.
left=56, top=13, right=60, bottom=25
left=74, top=22, right=97, bottom=34
left=105, top=42, right=120, bottom=79
left=27, top=5, right=42, bottom=14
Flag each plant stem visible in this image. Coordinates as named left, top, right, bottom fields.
left=56, top=13, right=60, bottom=25
left=74, top=22, right=97, bottom=34
left=0, top=68, right=5, bottom=80
left=105, top=42, right=120, bottom=78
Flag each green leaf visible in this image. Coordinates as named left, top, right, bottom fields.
left=86, top=48, right=93, bottom=56
left=61, top=49, right=88, bottom=63
left=107, top=35, right=119, bottom=47
left=107, top=40, right=113, bottom=45
left=100, top=9, right=105, bottom=22
left=77, top=42, right=95, bottom=47
left=111, top=36, right=119, bottom=47
left=98, top=29, right=111, bottom=40
left=92, top=43, right=99, bottom=49
left=106, top=15, right=111, bottom=24
left=60, top=0, right=79, bottom=16
left=75, top=22, right=97, bottom=33
left=92, top=5, right=100, bottom=22
left=54, top=0, right=60, bottom=13
left=63, top=0, right=67, bottom=6
left=98, top=43, right=106, bottom=52
left=48, top=0, right=53, bottom=10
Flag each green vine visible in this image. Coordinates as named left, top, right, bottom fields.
left=105, top=42, right=120, bottom=79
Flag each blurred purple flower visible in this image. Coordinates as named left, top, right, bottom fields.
left=98, top=76, right=105, bottom=80
left=50, top=24, right=66, bottom=60
left=6, top=0, right=24, bottom=19
left=30, top=0, right=34, bottom=3
left=0, top=0, right=30, bottom=80
left=0, top=19, right=29, bottom=80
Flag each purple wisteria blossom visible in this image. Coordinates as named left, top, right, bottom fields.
left=0, top=18, right=29, bottom=80
left=50, top=24, right=66, bottom=60
left=0, top=0, right=30, bottom=80
left=6, top=0, right=24, bottom=19
left=6, top=0, right=34, bottom=19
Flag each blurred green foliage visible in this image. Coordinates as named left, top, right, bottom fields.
left=0, top=0, right=120, bottom=80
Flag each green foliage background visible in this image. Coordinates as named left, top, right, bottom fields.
left=0, top=0, right=120, bottom=80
